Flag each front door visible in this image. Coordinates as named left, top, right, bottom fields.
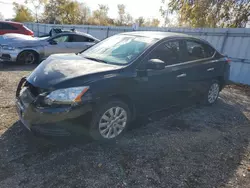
left=133, top=39, right=192, bottom=115
left=44, top=34, right=71, bottom=57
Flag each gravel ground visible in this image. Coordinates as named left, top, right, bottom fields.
left=0, top=64, right=250, bottom=188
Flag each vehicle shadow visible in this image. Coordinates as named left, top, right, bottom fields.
left=0, top=62, right=37, bottom=71
left=0, top=98, right=250, bottom=187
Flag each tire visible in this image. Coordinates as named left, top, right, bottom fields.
left=203, top=80, right=220, bottom=105
left=17, top=51, right=38, bottom=65
left=89, top=100, right=131, bottom=141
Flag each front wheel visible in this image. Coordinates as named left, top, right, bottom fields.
left=89, top=100, right=131, bottom=141
left=17, top=51, right=38, bottom=65
left=204, top=80, right=220, bottom=105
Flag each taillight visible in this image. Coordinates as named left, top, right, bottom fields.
left=225, top=57, right=231, bottom=63
left=26, top=31, right=34, bottom=36
left=22, top=25, right=34, bottom=36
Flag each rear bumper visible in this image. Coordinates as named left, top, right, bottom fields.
left=223, top=63, right=231, bottom=85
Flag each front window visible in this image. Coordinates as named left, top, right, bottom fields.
left=80, top=34, right=157, bottom=65
left=146, top=40, right=183, bottom=65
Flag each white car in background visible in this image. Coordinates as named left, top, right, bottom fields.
left=0, top=31, right=99, bottom=64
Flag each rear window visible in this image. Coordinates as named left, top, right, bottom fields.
left=1, top=23, right=17, bottom=30
left=23, top=25, right=31, bottom=31
left=185, top=40, right=215, bottom=61
left=70, top=35, right=94, bottom=42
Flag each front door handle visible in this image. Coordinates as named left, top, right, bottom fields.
left=207, top=67, right=215, bottom=72
left=176, top=73, right=187, bottom=78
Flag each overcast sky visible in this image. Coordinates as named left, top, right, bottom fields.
left=0, top=0, right=164, bottom=20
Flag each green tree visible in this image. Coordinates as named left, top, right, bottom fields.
left=42, top=0, right=66, bottom=23
left=160, top=0, right=250, bottom=28
left=78, top=3, right=91, bottom=24
left=13, top=2, right=34, bottom=22
left=117, top=4, right=125, bottom=25
left=124, top=13, right=133, bottom=25
left=135, top=16, right=145, bottom=26
left=63, top=1, right=82, bottom=24
left=88, top=4, right=110, bottom=25
left=116, top=4, right=133, bottom=26
left=43, top=0, right=90, bottom=24
left=25, top=0, right=48, bottom=22
left=144, top=18, right=160, bottom=27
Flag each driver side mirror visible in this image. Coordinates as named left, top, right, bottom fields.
left=49, top=40, right=57, bottom=45
left=146, top=59, right=165, bottom=70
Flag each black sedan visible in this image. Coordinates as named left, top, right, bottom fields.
left=16, top=31, right=230, bottom=140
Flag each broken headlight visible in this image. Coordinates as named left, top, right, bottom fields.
left=44, top=86, right=89, bottom=105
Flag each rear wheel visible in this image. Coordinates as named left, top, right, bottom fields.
left=17, top=51, right=38, bottom=65
left=204, top=80, right=220, bottom=105
left=89, top=100, right=131, bottom=141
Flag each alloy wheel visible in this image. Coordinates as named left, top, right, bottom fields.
left=24, top=52, right=35, bottom=64
left=208, top=83, right=219, bottom=104
left=98, top=106, right=128, bottom=139
left=19, top=52, right=36, bottom=65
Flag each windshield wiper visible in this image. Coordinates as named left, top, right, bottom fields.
left=84, top=56, right=108, bottom=64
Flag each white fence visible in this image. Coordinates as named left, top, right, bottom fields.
left=24, top=23, right=250, bottom=86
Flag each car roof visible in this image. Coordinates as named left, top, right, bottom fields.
left=0, top=21, right=23, bottom=26
left=122, top=31, right=195, bottom=40
left=51, top=31, right=99, bottom=41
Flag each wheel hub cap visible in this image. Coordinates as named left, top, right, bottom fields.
left=99, top=107, right=127, bottom=139
left=208, top=83, right=219, bottom=103
left=25, top=53, right=35, bottom=64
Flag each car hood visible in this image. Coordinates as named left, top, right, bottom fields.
left=27, top=53, right=123, bottom=89
left=0, top=34, right=45, bottom=47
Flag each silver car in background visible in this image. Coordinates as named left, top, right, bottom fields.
left=0, top=31, right=99, bottom=64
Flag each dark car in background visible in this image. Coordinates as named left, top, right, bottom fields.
left=0, top=21, right=33, bottom=36
left=16, top=31, right=230, bottom=140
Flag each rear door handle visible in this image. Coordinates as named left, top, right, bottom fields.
left=207, top=68, right=215, bottom=72
left=176, top=73, right=187, bottom=78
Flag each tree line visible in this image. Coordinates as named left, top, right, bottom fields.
left=12, top=0, right=250, bottom=28
left=12, top=0, right=160, bottom=27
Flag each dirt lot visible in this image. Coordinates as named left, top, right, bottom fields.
left=0, top=64, right=250, bottom=188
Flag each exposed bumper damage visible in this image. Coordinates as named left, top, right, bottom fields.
left=16, top=78, right=92, bottom=136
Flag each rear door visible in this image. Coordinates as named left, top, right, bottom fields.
left=182, top=39, right=225, bottom=95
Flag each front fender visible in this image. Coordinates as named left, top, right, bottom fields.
left=18, top=46, right=44, bottom=61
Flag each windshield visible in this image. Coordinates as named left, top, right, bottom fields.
left=80, top=34, right=157, bottom=65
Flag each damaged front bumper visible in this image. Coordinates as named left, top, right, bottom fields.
left=0, top=48, right=19, bottom=62
left=16, top=78, right=92, bottom=136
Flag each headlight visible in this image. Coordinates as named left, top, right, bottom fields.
left=44, top=86, right=89, bottom=105
left=2, top=45, right=15, bottom=51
